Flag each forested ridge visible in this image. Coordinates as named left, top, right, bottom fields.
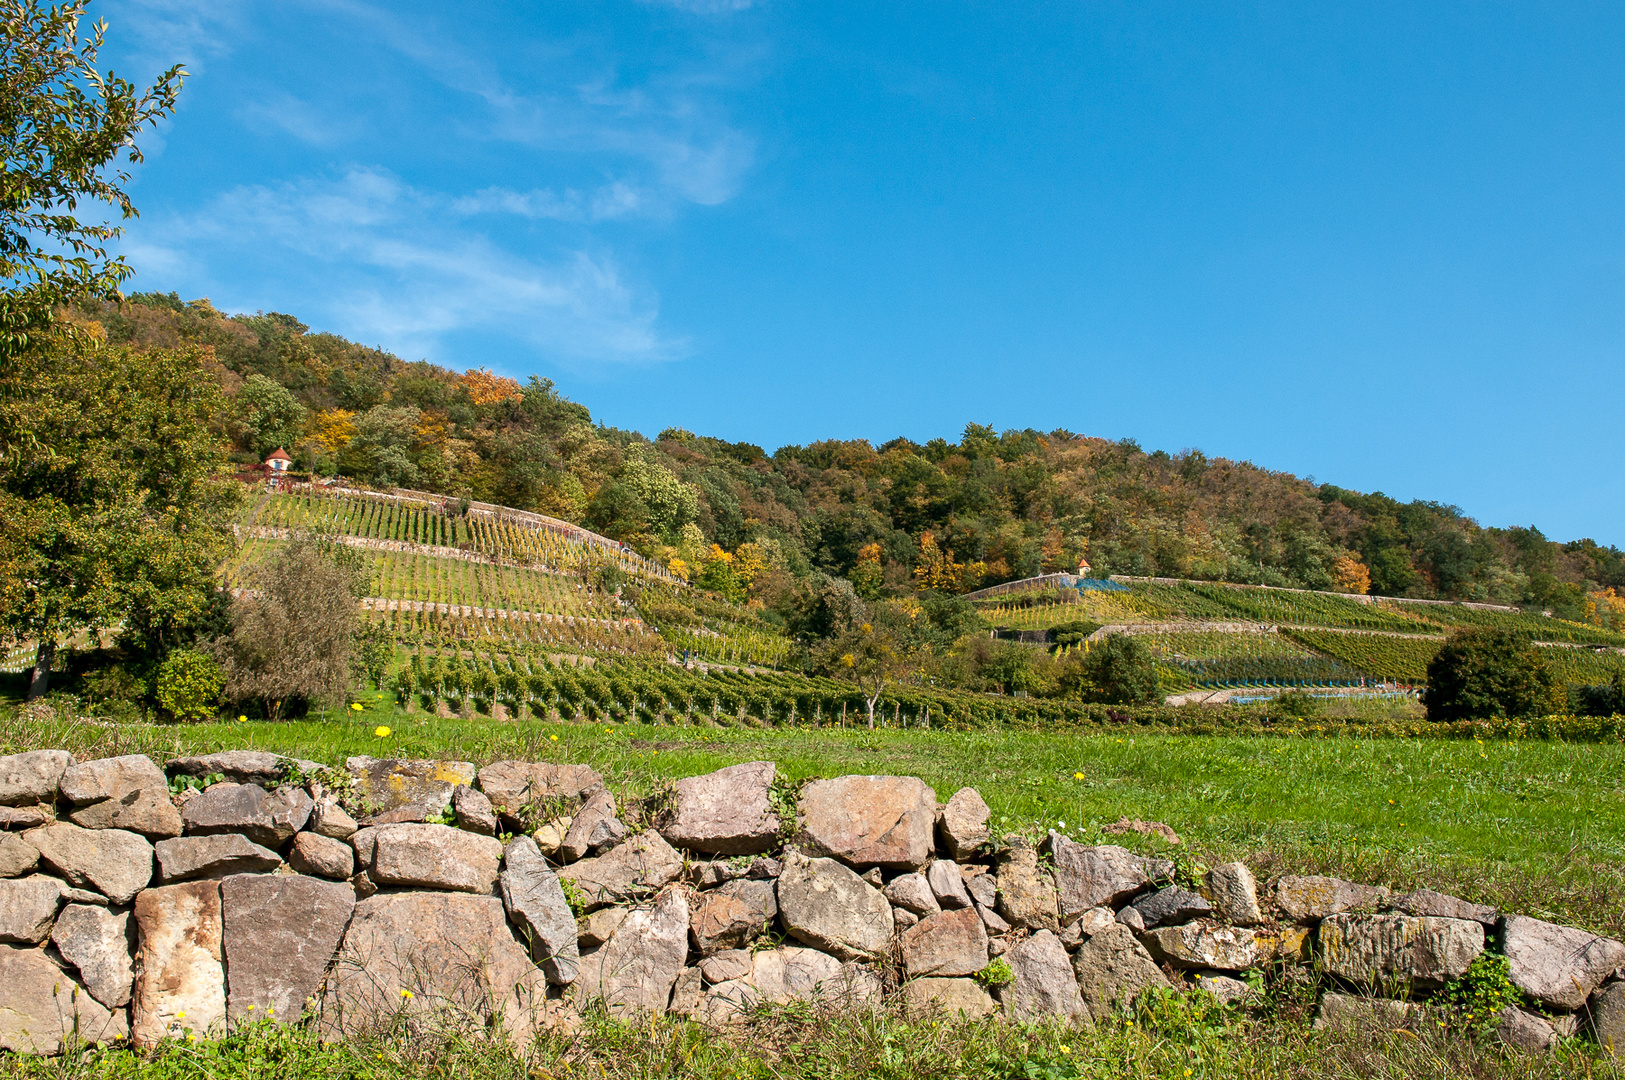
left=80, top=291, right=1624, bottom=620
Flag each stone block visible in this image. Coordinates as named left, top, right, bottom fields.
left=180, top=784, right=313, bottom=849
left=60, top=755, right=181, bottom=838
left=776, top=854, right=894, bottom=960
left=1142, top=920, right=1259, bottom=972
left=1276, top=876, right=1389, bottom=921
left=28, top=823, right=152, bottom=904
left=1000, top=929, right=1085, bottom=1019
left=937, top=788, right=991, bottom=860
left=156, top=834, right=281, bottom=883
left=900, top=907, right=989, bottom=979
left=1502, top=915, right=1625, bottom=1011
left=902, top=976, right=996, bottom=1017
left=798, top=775, right=937, bottom=870
left=690, top=879, right=777, bottom=956
left=221, top=874, right=354, bottom=1024
left=1317, top=913, right=1484, bottom=991
left=132, top=880, right=226, bottom=1045
left=500, top=835, right=580, bottom=985
left=0, top=877, right=63, bottom=943
left=574, top=890, right=689, bottom=1016
left=658, top=761, right=780, bottom=855
left=1203, top=862, right=1263, bottom=926
left=286, top=833, right=355, bottom=880
left=369, top=823, right=504, bottom=893
left=1046, top=836, right=1170, bottom=922
left=345, top=756, right=476, bottom=816
left=0, top=945, right=128, bottom=1053
left=1072, top=922, right=1170, bottom=1020
left=50, top=903, right=134, bottom=1009
left=0, top=751, right=73, bottom=807
left=559, top=831, right=684, bottom=910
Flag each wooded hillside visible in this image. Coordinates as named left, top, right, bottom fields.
left=80, top=292, right=1625, bottom=621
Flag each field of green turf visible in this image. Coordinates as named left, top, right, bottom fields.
left=7, top=706, right=1619, bottom=937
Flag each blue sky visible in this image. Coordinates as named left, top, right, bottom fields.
left=103, top=1, right=1625, bottom=543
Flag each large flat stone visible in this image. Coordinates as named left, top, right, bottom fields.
left=900, top=907, right=989, bottom=979
left=451, top=786, right=497, bottom=836
left=937, top=787, right=991, bottom=861
left=499, top=836, right=580, bottom=985
left=179, top=783, right=313, bottom=849
left=574, top=889, right=688, bottom=1016
left=1314, top=992, right=1440, bottom=1032
left=0, top=832, right=38, bottom=877
left=1142, top=921, right=1260, bottom=972
left=748, top=945, right=838, bottom=1003
left=0, top=877, right=63, bottom=943
left=1046, top=837, right=1170, bottom=922
left=902, top=976, right=996, bottom=1017
left=60, top=755, right=182, bottom=838
left=132, top=880, right=226, bottom=1045
left=50, top=903, right=135, bottom=1008
left=1502, top=914, right=1625, bottom=1010
left=1276, top=876, right=1389, bottom=921
left=346, top=756, right=476, bottom=815
left=1496, top=1005, right=1571, bottom=1053
left=798, top=775, right=937, bottom=871
left=1318, top=913, right=1483, bottom=991
left=156, top=834, right=282, bottom=883
left=0, top=945, right=128, bottom=1053
left=28, top=823, right=152, bottom=904
left=1388, top=888, right=1497, bottom=927
left=0, top=751, right=73, bottom=807
left=0, top=806, right=49, bottom=830
left=658, top=761, right=779, bottom=855
left=558, top=831, right=683, bottom=910
left=1072, top=922, right=1170, bottom=1020
left=1000, top=929, right=1086, bottom=1019
left=927, top=859, right=973, bottom=910
left=369, top=823, right=504, bottom=893
left=475, top=761, right=603, bottom=817
left=995, top=844, right=1058, bottom=931
left=776, top=853, right=893, bottom=959
left=221, top=873, right=355, bottom=1025
left=690, top=879, right=778, bottom=956
left=166, top=751, right=291, bottom=786
left=319, top=891, right=543, bottom=1042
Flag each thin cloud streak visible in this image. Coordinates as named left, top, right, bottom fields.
left=121, top=168, right=687, bottom=368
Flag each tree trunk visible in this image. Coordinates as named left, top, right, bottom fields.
left=27, top=641, right=55, bottom=701
left=865, top=692, right=879, bottom=730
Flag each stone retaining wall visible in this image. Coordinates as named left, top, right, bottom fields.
left=1, top=749, right=1620, bottom=1056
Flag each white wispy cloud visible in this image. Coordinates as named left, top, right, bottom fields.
left=643, top=0, right=757, bottom=13
left=314, top=0, right=758, bottom=206
left=122, top=168, right=686, bottom=367
left=451, top=181, right=646, bottom=222
left=101, top=0, right=246, bottom=76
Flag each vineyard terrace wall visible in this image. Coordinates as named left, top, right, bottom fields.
left=0, top=749, right=1622, bottom=1057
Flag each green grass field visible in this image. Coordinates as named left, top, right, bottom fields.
left=2, top=706, right=1622, bottom=1079
left=7, top=706, right=1619, bottom=937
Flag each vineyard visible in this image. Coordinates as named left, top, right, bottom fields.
left=1138, top=630, right=1368, bottom=690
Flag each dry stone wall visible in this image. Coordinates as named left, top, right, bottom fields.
left=0, top=747, right=1621, bottom=1057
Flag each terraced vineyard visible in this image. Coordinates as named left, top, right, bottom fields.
left=232, top=486, right=793, bottom=667
left=1139, top=630, right=1367, bottom=690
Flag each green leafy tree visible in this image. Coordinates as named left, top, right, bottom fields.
left=342, top=404, right=420, bottom=487
left=154, top=647, right=224, bottom=722
left=0, top=0, right=184, bottom=358
left=1058, top=633, right=1161, bottom=705
left=816, top=598, right=925, bottom=729
left=1, top=339, right=238, bottom=697
left=233, top=373, right=307, bottom=458
left=620, top=448, right=698, bottom=537
left=1422, top=628, right=1558, bottom=722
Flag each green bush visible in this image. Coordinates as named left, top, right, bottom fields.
left=155, top=648, right=225, bottom=723
left=1422, top=629, right=1559, bottom=722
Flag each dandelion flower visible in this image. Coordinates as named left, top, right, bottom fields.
left=375, top=726, right=391, bottom=737
left=400, top=989, right=414, bottom=999
left=1073, top=772, right=1084, bottom=780
left=1059, top=1045, right=1070, bottom=1054
left=176, top=1011, right=186, bottom=1021
left=550, top=734, right=559, bottom=742
left=238, top=715, right=248, bottom=723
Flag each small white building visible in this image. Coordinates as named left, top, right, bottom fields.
left=264, top=448, right=292, bottom=473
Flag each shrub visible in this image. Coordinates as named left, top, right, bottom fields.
left=155, top=648, right=225, bottom=722
left=1422, top=629, right=1559, bottom=722
left=1059, top=634, right=1161, bottom=705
